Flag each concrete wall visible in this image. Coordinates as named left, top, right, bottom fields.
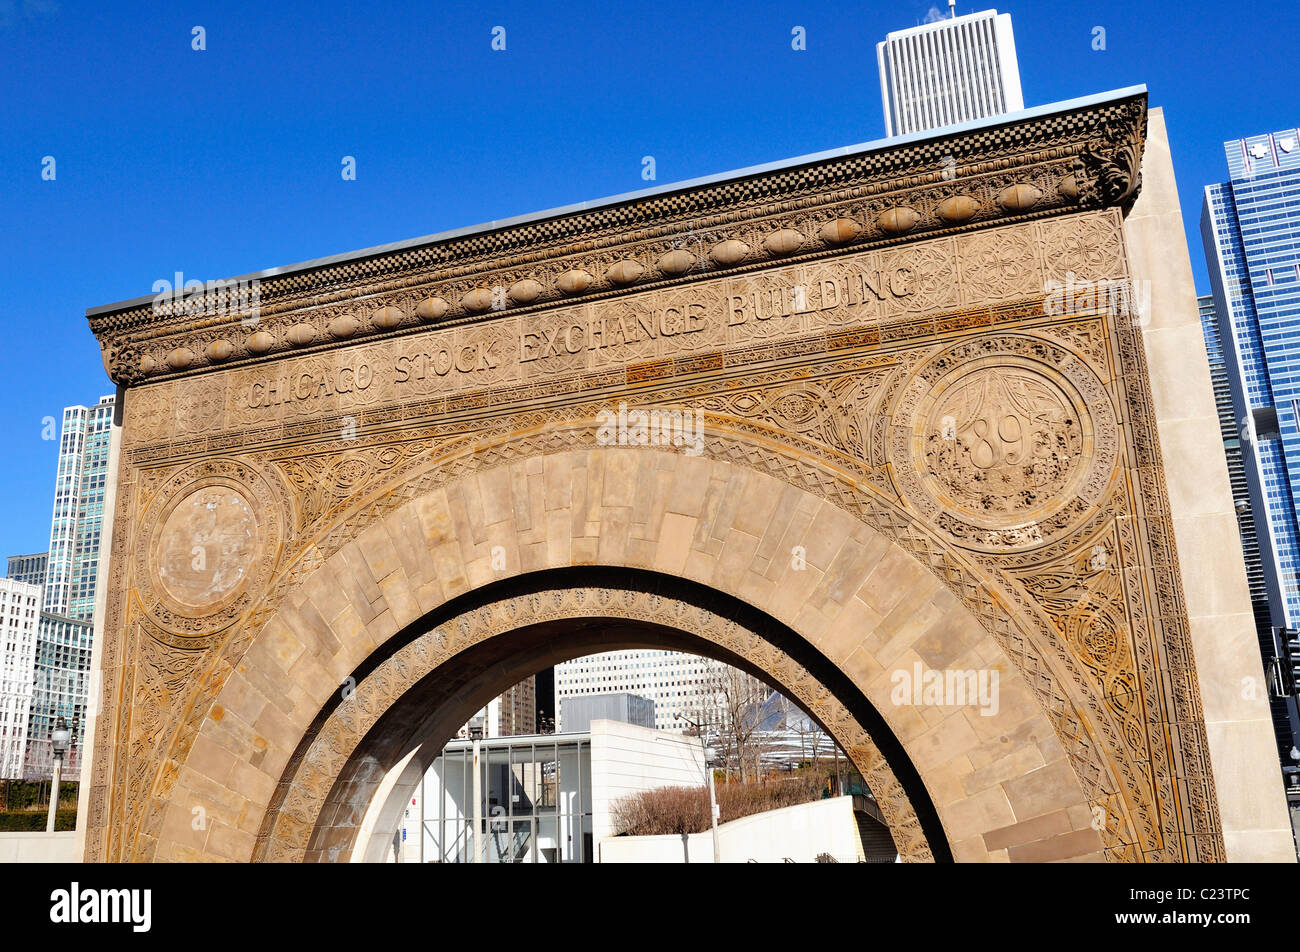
left=599, top=795, right=866, bottom=863
left=588, top=719, right=706, bottom=844
left=0, top=831, right=80, bottom=863
left=1125, top=108, right=1296, bottom=861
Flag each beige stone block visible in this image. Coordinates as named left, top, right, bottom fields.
left=681, top=546, right=720, bottom=585
left=378, top=569, right=421, bottom=630
left=572, top=536, right=599, bottom=565
left=430, top=540, right=469, bottom=599
left=907, top=711, right=983, bottom=772
left=332, top=544, right=382, bottom=619
left=943, top=785, right=1016, bottom=839
left=1174, top=513, right=1261, bottom=619
left=767, top=561, right=824, bottom=625
left=508, top=461, right=534, bottom=533
left=1194, top=613, right=1278, bottom=724
left=1222, top=829, right=1300, bottom=863
left=962, top=734, right=1048, bottom=797
left=790, top=602, right=831, bottom=643
left=752, top=484, right=805, bottom=566
left=383, top=509, right=433, bottom=592
left=631, top=465, right=672, bottom=541
left=731, top=473, right=785, bottom=539
left=1000, top=758, right=1085, bottom=820
left=413, top=487, right=455, bottom=550
left=205, top=820, right=256, bottom=862
left=1141, top=326, right=1218, bottom=423
left=800, top=502, right=856, bottom=572
left=815, top=532, right=891, bottom=609
left=982, top=809, right=1072, bottom=852
left=518, top=540, right=547, bottom=574
left=248, top=617, right=305, bottom=676
left=477, top=465, right=514, bottom=526
left=545, top=508, right=572, bottom=568
left=961, top=672, right=1037, bottom=744
left=253, top=702, right=302, bottom=756
left=600, top=448, right=638, bottom=509
left=874, top=597, right=946, bottom=670
left=837, top=642, right=889, bottom=697
left=856, top=546, right=932, bottom=618
left=735, top=566, right=776, bottom=609
left=414, top=578, right=445, bottom=616
left=1006, top=827, right=1104, bottom=862
left=219, top=671, right=269, bottom=728
left=950, top=834, right=992, bottom=863
left=664, top=455, right=714, bottom=516
left=596, top=505, right=632, bottom=565
left=819, top=595, right=884, bottom=664
left=298, top=563, right=352, bottom=632
left=713, top=528, right=760, bottom=593
left=1204, top=719, right=1296, bottom=836
left=186, top=733, right=238, bottom=787
left=227, top=758, right=277, bottom=807
left=156, top=798, right=210, bottom=852
left=765, top=494, right=822, bottom=582
left=706, top=469, right=748, bottom=546
left=355, top=521, right=400, bottom=583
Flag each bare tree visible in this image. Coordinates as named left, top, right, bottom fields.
left=685, top=663, right=771, bottom=783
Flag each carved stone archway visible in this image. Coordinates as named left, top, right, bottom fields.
left=80, top=88, right=1297, bottom=863
left=262, top=574, right=949, bottom=863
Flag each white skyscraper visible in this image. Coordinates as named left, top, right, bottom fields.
left=0, top=578, right=42, bottom=779
left=44, top=395, right=115, bottom=620
left=877, top=8, right=1024, bottom=138
left=556, top=650, right=727, bottom=732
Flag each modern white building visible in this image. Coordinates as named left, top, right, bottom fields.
left=877, top=8, right=1023, bottom=137
left=555, top=649, right=725, bottom=732
left=401, top=718, right=706, bottom=863
left=0, top=578, right=42, bottom=780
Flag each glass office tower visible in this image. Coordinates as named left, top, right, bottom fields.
left=21, top=395, right=115, bottom=778
left=43, top=395, right=114, bottom=621
left=1202, top=128, right=1300, bottom=772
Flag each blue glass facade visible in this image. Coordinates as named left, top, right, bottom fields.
left=43, top=395, right=114, bottom=621
left=22, top=395, right=114, bottom=777
left=1202, top=129, right=1300, bottom=767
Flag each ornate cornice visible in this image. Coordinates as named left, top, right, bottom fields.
left=87, top=89, right=1147, bottom=387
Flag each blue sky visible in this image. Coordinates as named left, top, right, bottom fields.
left=0, top=0, right=1296, bottom=559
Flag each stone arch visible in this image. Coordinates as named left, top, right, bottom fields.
left=154, top=446, right=1105, bottom=863
left=267, top=573, right=936, bottom=863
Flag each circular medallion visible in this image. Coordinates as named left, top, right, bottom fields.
left=892, top=337, right=1118, bottom=552
left=155, top=486, right=260, bottom=613
left=136, top=459, right=286, bottom=645
left=921, top=365, right=1086, bottom=522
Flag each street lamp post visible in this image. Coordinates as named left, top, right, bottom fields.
left=468, top=713, right=486, bottom=864
left=47, top=716, right=70, bottom=834
left=675, top=712, right=721, bottom=863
